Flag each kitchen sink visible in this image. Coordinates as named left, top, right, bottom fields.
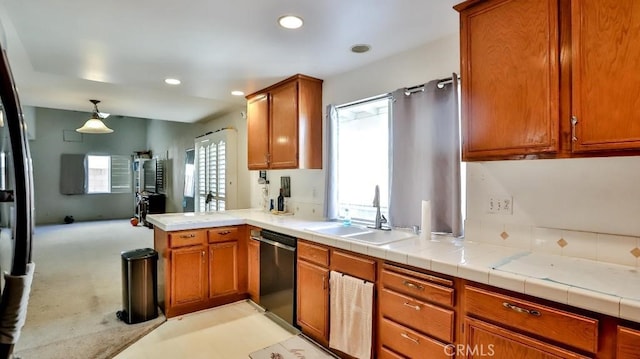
left=347, top=230, right=416, bottom=245
left=307, top=224, right=372, bottom=237
left=306, top=224, right=416, bottom=245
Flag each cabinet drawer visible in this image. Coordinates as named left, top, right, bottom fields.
left=617, top=326, right=640, bottom=359
left=380, top=288, right=454, bottom=343
left=380, top=318, right=451, bottom=359
left=381, top=269, right=454, bottom=307
left=168, top=230, right=206, bottom=248
left=331, top=250, right=376, bottom=282
left=207, top=227, right=238, bottom=243
left=465, top=285, right=598, bottom=353
left=298, top=241, right=329, bottom=267
left=379, top=346, right=407, bottom=359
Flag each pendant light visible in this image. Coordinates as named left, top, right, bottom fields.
left=76, top=99, right=113, bottom=134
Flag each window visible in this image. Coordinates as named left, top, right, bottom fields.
left=336, top=96, right=391, bottom=222
left=196, top=137, right=227, bottom=211
left=86, top=155, right=131, bottom=194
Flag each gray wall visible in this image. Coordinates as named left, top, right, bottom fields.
left=30, top=107, right=149, bottom=224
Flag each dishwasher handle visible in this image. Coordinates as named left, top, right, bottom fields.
left=251, top=236, right=296, bottom=252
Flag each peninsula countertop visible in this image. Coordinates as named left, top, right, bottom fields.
left=146, top=209, right=640, bottom=322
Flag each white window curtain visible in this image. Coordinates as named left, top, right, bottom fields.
left=389, top=73, right=462, bottom=236
left=323, top=73, right=462, bottom=236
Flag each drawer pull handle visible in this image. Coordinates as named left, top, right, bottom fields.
left=218, top=231, right=231, bottom=235
left=400, top=332, right=420, bottom=344
left=503, top=302, right=541, bottom=317
left=403, top=281, right=424, bottom=291
left=403, top=302, right=421, bottom=311
left=180, top=234, right=196, bottom=239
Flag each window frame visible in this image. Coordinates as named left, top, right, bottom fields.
left=335, top=94, right=392, bottom=224
left=85, top=154, right=132, bottom=195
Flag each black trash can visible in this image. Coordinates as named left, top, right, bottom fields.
left=118, top=248, right=158, bottom=324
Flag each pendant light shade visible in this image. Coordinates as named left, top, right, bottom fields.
left=76, top=99, right=113, bottom=134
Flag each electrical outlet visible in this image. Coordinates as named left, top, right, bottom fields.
left=488, top=195, right=513, bottom=215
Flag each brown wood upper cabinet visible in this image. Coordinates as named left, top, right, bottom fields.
left=455, top=0, right=640, bottom=160
left=246, top=74, right=323, bottom=170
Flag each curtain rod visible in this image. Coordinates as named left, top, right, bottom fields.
left=436, top=76, right=460, bottom=89
left=404, top=75, right=460, bottom=95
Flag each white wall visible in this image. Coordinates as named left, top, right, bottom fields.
left=250, top=33, right=462, bottom=219
left=251, top=31, right=640, bottom=239
left=467, top=157, right=640, bottom=236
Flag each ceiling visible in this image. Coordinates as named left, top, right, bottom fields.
left=0, top=1, right=460, bottom=123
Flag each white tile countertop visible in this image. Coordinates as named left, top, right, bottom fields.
left=146, top=209, right=640, bottom=322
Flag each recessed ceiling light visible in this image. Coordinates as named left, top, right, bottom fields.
left=231, top=90, right=245, bottom=96
left=351, top=44, right=371, bottom=54
left=165, top=78, right=181, bottom=85
left=278, top=15, right=303, bottom=29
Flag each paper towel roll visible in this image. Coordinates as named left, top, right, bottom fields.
left=421, top=200, right=431, bottom=239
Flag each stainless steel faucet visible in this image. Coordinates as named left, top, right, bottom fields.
left=370, top=185, right=389, bottom=230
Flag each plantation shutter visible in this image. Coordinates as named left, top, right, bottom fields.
left=110, top=155, right=131, bottom=193
left=194, top=129, right=237, bottom=212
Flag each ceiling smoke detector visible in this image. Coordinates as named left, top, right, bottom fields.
left=351, top=44, right=371, bottom=54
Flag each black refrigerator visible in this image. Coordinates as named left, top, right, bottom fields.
left=0, top=42, right=35, bottom=358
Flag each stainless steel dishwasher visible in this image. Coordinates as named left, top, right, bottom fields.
left=250, top=229, right=297, bottom=327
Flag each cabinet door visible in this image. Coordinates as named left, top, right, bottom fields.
left=247, top=94, right=270, bottom=169
left=170, top=246, right=207, bottom=306
left=247, top=238, right=259, bottom=303
left=209, top=241, right=239, bottom=297
left=458, top=0, right=559, bottom=160
left=464, top=318, right=588, bottom=359
left=296, top=259, right=329, bottom=344
left=270, top=81, right=298, bottom=169
left=617, top=326, right=640, bottom=359
left=571, top=0, right=640, bottom=152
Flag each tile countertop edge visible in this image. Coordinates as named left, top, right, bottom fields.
left=145, top=210, right=639, bottom=322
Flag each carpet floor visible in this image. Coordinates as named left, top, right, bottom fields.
left=13, top=220, right=166, bottom=359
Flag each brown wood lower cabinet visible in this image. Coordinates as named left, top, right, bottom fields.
left=156, top=227, right=640, bottom=359
left=378, top=263, right=456, bottom=358
left=464, top=317, right=588, bottom=359
left=170, top=245, right=207, bottom=306
left=617, top=326, right=640, bottom=359
left=296, top=257, right=329, bottom=345
left=155, top=226, right=248, bottom=318
left=380, top=318, right=452, bottom=359
left=208, top=241, right=238, bottom=297
left=464, top=285, right=598, bottom=354
left=247, top=236, right=259, bottom=303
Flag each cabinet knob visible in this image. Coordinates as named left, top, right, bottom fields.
left=571, top=115, right=578, bottom=142
left=218, top=231, right=231, bottom=235
left=180, top=234, right=196, bottom=239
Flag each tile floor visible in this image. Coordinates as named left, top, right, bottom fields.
left=115, top=301, right=297, bottom=359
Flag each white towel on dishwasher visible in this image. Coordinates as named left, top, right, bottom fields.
left=329, top=270, right=373, bottom=359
